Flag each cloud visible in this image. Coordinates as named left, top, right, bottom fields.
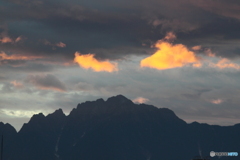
left=164, top=32, right=177, bottom=42
left=192, top=45, right=202, bottom=51
left=15, top=36, right=23, bottom=42
left=0, top=76, right=6, bottom=81
left=75, top=81, right=94, bottom=91
left=2, top=0, right=240, bottom=130
left=192, top=62, right=202, bottom=68
left=210, top=99, right=223, bottom=104
left=10, top=80, right=24, bottom=89
left=55, top=42, right=66, bottom=48
left=74, top=52, right=118, bottom=72
left=1, top=0, right=240, bottom=62
left=0, top=36, right=22, bottom=43
left=27, top=74, right=67, bottom=92
left=1, top=109, right=46, bottom=118
left=145, top=15, right=199, bottom=32
left=43, top=40, right=66, bottom=48
left=0, top=52, right=43, bottom=61
left=0, top=37, right=13, bottom=43
left=141, top=33, right=201, bottom=70
left=191, top=0, right=240, bottom=20
left=210, top=58, right=240, bottom=70
left=132, top=97, right=149, bottom=104
left=205, top=49, right=215, bottom=57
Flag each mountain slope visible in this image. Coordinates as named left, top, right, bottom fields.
left=1, top=95, right=239, bottom=160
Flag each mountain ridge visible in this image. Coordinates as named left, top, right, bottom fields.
left=5, top=95, right=238, bottom=132
left=0, top=95, right=239, bottom=160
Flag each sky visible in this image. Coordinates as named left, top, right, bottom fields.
left=1, top=0, right=240, bottom=131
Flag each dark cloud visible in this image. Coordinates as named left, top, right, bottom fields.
left=190, top=0, right=240, bottom=20
left=26, top=74, right=67, bottom=92
left=0, top=0, right=240, bottom=60
left=182, top=89, right=212, bottom=100
left=0, top=62, right=55, bottom=72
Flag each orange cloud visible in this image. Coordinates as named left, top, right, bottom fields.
left=11, top=80, right=24, bottom=88
left=193, top=62, right=202, bottom=68
left=210, top=58, right=240, bottom=70
left=164, top=32, right=176, bottom=42
left=15, top=36, right=22, bottom=42
left=140, top=34, right=201, bottom=70
left=210, top=99, right=223, bottom=104
left=74, top=52, right=118, bottom=72
left=0, top=37, right=13, bottom=43
left=205, top=48, right=215, bottom=57
left=36, top=86, right=65, bottom=92
left=132, top=97, right=149, bottom=104
left=192, top=45, right=201, bottom=51
left=0, top=36, right=23, bottom=44
left=0, top=52, right=42, bottom=60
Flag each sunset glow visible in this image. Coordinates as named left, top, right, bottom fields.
left=1, top=0, right=240, bottom=131
left=0, top=52, right=43, bottom=61
left=210, top=58, right=240, bottom=70
left=141, top=40, right=200, bottom=70
left=132, top=97, right=149, bottom=104
left=74, top=52, right=118, bottom=72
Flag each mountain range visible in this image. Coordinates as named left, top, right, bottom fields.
left=0, top=95, right=239, bottom=160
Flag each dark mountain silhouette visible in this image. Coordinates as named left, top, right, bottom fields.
left=1, top=95, right=239, bottom=160
left=0, top=122, right=17, bottom=159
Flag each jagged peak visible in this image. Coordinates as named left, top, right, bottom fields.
left=4, top=123, right=17, bottom=132
left=76, top=98, right=105, bottom=109
left=69, top=95, right=183, bottom=123
left=5, top=122, right=13, bottom=127
left=108, top=94, right=128, bottom=100
left=33, top=112, right=45, bottom=117
left=0, top=122, right=12, bottom=128
left=0, top=122, right=17, bottom=134
left=96, top=98, right=105, bottom=103
left=54, top=108, right=64, bottom=113
left=190, top=121, right=200, bottom=125
left=106, top=95, right=133, bottom=104
left=28, top=112, right=45, bottom=123
left=47, top=108, right=65, bottom=117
